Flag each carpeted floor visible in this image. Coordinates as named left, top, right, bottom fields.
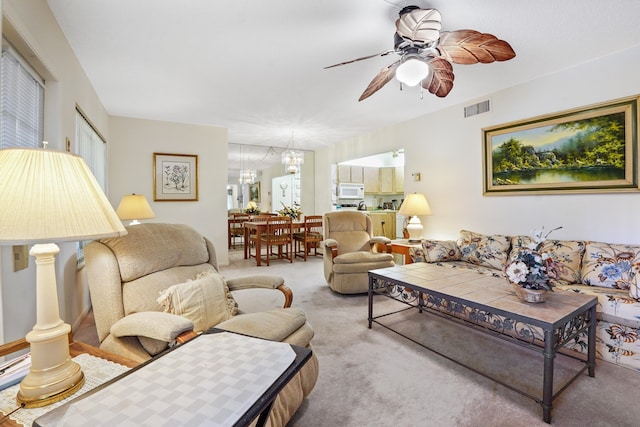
left=76, top=249, right=640, bottom=426
left=221, top=250, right=639, bottom=427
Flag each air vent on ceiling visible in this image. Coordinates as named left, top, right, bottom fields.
left=464, top=100, right=491, bottom=118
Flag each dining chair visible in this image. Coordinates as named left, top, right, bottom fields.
left=227, top=214, right=249, bottom=249
left=293, top=215, right=323, bottom=261
left=248, top=215, right=272, bottom=259
left=259, top=216, right=294, bottom=266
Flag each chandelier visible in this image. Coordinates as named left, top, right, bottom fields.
left=238, top=168, right=256, bottom=184
left=282, top=132, right=304, bottom=174
left=282, top=149, right=304, bottom=174
left=238, top=144, right=256, bottom=184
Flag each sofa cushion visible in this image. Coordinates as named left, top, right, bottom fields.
left=511, top=236, right=585, bottom=285
left=157, top=270, right=238, bottom=333
left=421, top=240, right=461, bottom=263
left=554, top=283, right=640, bottom=328
left=100, top=223, right=210, bottom=283
left=581, top=241, right=640, bottom=291
left=457, top=230, right=511, bottom=271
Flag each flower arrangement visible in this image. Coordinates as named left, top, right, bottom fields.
left=279, top=202, right=302, bottom=219
left=505, top=226, right=562, bottom=291
left=244, top=201, right=261, bottom=215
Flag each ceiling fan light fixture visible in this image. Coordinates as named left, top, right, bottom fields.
left=396, top=57, right=429, bottom=87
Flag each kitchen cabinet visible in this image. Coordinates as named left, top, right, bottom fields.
left=341, top=165, right=404, bottom=193
left=379, top=168, right=394, bottom=193
left=394, top=166, right=404, bottom=193
left=338, top=165, right=363, bottom=183
left=369, top=212, right=396, bottom=240
left=378, top=167, right=404, bottom=194
left=363, top=167, right=380, bottom=193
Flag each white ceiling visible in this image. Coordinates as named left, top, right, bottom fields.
left=46, top=0, right=640, bottom=174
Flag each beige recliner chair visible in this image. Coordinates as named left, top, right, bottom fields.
left=323, top=211, right=395, bottom=294
left=84, top=222, right=318, bottom=426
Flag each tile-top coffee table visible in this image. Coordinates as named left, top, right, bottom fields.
left=368, top=262, right=597, bottom=424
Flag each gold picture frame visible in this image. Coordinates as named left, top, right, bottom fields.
left=483, top=95, right=639, bottom=195
left=153, top=152, right=199, bottom=201
left=249, top=182, right=261, bottom=203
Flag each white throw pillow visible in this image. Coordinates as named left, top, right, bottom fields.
left=157, top=270, right=238, bottom=333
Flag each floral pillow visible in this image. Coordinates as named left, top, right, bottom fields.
left=511, top=236, right=585, bottom=285
left=421, top=240, right=461, bottom=263
left=581, top=242, right=640, bottom=295
left=457, top=230, right=511, bottom=271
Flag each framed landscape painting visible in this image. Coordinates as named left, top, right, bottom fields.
left=249, top=182, right=261, bottom=203
left=483, top=96, right=639, bottom=195
left=153, top=153, right=199, bottom=201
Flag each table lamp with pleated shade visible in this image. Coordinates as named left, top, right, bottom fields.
left=0, top=147, right=127, bottom=408
left=398, top=193, right=432, bottom=243
left=116, top=193, right=155, bottom=225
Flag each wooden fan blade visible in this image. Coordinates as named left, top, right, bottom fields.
left=422, top=57, right=454, bottom=98
left=395, top=8, right=442, bottom=44
left=324, top=50, right=395, bottom=69
left=358, top=61, right=400, bottom=102
left=438, top=30, right=516, bottom=65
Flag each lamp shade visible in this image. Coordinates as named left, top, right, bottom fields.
left=0, top=147, right=126, bottom=407
left=116, top=193, right=155, bottom=221
left=398, top=193, right=432, bottom=216
left=0, top=148, right=127, bottom=244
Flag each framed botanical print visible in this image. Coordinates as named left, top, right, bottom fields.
left=153, top=153, right=199, bottom=201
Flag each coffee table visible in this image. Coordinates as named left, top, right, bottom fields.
left=368, top=263, right=597, bottom=424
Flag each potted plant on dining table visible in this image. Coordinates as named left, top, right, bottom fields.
left=279, top=202, right=302, bottom=220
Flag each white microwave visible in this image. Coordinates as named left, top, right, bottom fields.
left=338, top=183, right=365, bottom=199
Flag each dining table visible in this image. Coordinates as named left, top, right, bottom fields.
left=244, top=219, right=304, bottom=266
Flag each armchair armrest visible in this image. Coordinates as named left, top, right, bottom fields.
left=370, top=236, right=392, bottom=253
left=324, top=238, right=339, bottom=259
left=110, top=312, right=194, bottom=343
left=225, top=275, right=292, bottom=308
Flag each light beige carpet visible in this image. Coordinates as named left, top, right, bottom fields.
left=222, top=251, right=639, bottom=427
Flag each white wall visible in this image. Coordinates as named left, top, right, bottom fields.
left=108, top=116, right=229, bottom=265
left=1, top=0, right=111, bottom=342
left=317, top=44, right=640, bottom=245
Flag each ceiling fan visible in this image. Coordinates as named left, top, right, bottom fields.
left=325, top=5, right=516, bottom=101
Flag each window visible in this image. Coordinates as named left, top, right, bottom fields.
left=0, top=41, right=44, bottom=149
left=75, top=108, right=106, bottom=189
left=75, top=108, right=107, bottom=267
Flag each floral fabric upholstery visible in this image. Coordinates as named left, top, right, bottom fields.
left=420, top=240, right=461, bottom=263
left=457, top=230, right=511, bottom=271
left=511, top=236, right=585, bottom=286
left=554, top=282, right=640, bottom=370
left=581, top=242, right=640, bottom=297
left=408, top=230, right=640, bottom=372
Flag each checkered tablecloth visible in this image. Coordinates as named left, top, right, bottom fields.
left=35, top=332, right=296, bottom=427
left=1, top=353, right=130, bottom=426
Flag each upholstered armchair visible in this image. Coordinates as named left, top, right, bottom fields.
left=323, top=211, right=395, bottom=294
left=84, top=223, right=318, bottom=425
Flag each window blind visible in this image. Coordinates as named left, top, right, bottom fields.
left=75, top=109, right=107, bottom=190
left=0, top=46, right=44, bottom=149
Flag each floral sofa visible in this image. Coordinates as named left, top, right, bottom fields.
left=409, top=230, right=640, bottom=371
